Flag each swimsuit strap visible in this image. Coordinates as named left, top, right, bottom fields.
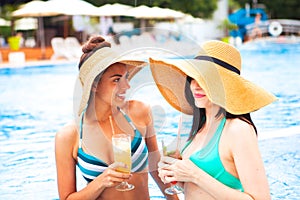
left=79, top=107, right=136, bottom=138
left=79, top=107, right=139, bottom=148
left=181, top=117, right=226, bottom=154
left=214, top=117, right=226, bottom=142
left=202, top=117, right=226, bottom=154
left=117, top=107, right=137, bottom=131
left=77, top=107, right=148, bottom=182
left=180, top=130, right=195, bottom=154
left=78, top=107, right=87, bottom=148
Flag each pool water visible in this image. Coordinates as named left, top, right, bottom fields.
left=0, top=41, right=299, bottom=199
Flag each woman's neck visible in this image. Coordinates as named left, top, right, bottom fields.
left=205, top=104, right=221, bottom=121
left=86, top=99, right=119, bottom=123
left=201, top=104, right=223, bottom=133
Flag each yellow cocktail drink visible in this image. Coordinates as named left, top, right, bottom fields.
left=112, top=133, right=134, bottom=191
left=112, top=134, right=131, bottom=173
left=112, top=135, right=131, bottom=173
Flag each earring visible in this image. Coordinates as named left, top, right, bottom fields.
left=92, top=84, right=97, bottom=92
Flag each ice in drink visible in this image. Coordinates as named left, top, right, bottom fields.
left=112, top=134, right=131, bottom=173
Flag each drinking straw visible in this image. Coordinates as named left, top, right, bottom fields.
left=109, top=115, right=115, bottom=135
left=161, top=140, right=166, bottom=156
left=176, top=115, right=182, bottom=151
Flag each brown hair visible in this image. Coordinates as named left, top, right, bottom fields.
left=78, top=36, right=111, bottom=69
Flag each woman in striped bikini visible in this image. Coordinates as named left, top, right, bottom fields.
left=55, top=36, right=177, bottom=200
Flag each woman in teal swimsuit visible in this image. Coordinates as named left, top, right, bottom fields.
left=150, top=40, right=276, bottom=199
left=55, top=36, right=177, bottom=200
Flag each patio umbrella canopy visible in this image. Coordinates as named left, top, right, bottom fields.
left=15, top=17, right=38, bottom=30
left=45, top=0, right=99, bottom=16
left=12, top=0, right=61, bottom=59
left=97, top=3, right=133, bottom=16
left=0, top=18, right=11, bottom=26
left=125, top=5, right=185, bottom=32
left=12, top=0, right=60, bottom=17
left=127, top=5, right=185, bottom=19
left=11, top=0, right=101, bottom=59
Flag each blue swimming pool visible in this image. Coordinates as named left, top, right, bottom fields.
left=0, top=41, right=299, bottom=199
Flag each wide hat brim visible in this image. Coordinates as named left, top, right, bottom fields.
left=149, top=57, right=277, bottom=115
left=77, top=47, right=147, bottom=116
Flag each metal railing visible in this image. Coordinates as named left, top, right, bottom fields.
left=245, top=19, right=300, bottom=37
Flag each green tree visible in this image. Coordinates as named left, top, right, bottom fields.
left=232, top=0, right=300, bottom=19
left=263, top=0, right=300, bottom=19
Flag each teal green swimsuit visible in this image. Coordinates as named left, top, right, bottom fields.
left=181, top=117, right=244, bottom=191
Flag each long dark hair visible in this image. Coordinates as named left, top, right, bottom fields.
left=184, top=76, right=257, bottom=141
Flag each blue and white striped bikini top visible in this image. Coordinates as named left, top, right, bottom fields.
left=77, top=108, right=149, bottom=183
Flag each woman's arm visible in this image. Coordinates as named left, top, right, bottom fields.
left=228, top=120, right=271, bottom=199
left=146, top=135, right=178, bottom=200
left=55, top=123, right=131, bottom=200
left=129, top=100, right=179, bottom=199
left=55, top=123, right=104, bottom=200
left=159, top=120, right=271, bottom=200
left=143, top=106, right=179, bottom=200
left=55, top=123, right=78, bottom=199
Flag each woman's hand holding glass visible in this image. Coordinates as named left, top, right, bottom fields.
left=159, top=157, right=204, bottom=186
left=158, top=156, right=179, bottom=182
left=160, top=140, right=184, bottom=195
left=98, top=162, right=132, bottom=188
left=112, top=133, right=135, bottom=191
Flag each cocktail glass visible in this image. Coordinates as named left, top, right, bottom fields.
left=162, top=140, right=184, bottom=195
left=112, top=133, right=134, bottom=191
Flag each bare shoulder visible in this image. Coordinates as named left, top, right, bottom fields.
left=55, top=121, right=79, bottom=148
left=225, top=118, right=257, bottom=141
left=128, top=100, right=152, bottom=125
left=128, top=100, right=151, bottom=117
left=223, top=118, right=258, bottom=158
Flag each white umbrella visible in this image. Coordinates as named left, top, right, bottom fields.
left=127, top=5, right=185, bottom=19
left=125, top=5, right=185, bottom=32
left=15, top=17, right=38, bottom=30
left=12, top=0, right=61, bottom=59
left=162, top=7, right=185, bottom=19
left=126, top=5, right=156, bottom=19
left=45, top=0, right=99, bottom=16
left=12, top=0, right=60, bottom=17
left=179, top=14, right=204, bottom=23
left=0, top=18, right=11, bottom=26
left=13, top=0, right=99, bottom=17
left=97, top=3, right=133, bottom=16
left=44, top=0, right=100, bottom=42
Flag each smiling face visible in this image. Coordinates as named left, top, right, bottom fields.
left=94, top=62, right=130, bottom=108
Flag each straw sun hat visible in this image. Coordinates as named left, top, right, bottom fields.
left=149, top=40, right=277, bottom=115
left=77, top=47, right=147, bottom=116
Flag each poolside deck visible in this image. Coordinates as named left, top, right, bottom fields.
left=0, top=46, right=54, bottom=62
left=0, top=46, right=77, bottom=68
left=0, top=35, right=201, bottom=69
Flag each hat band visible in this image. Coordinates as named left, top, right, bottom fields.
left=194, top=56, right=240, bottom=75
